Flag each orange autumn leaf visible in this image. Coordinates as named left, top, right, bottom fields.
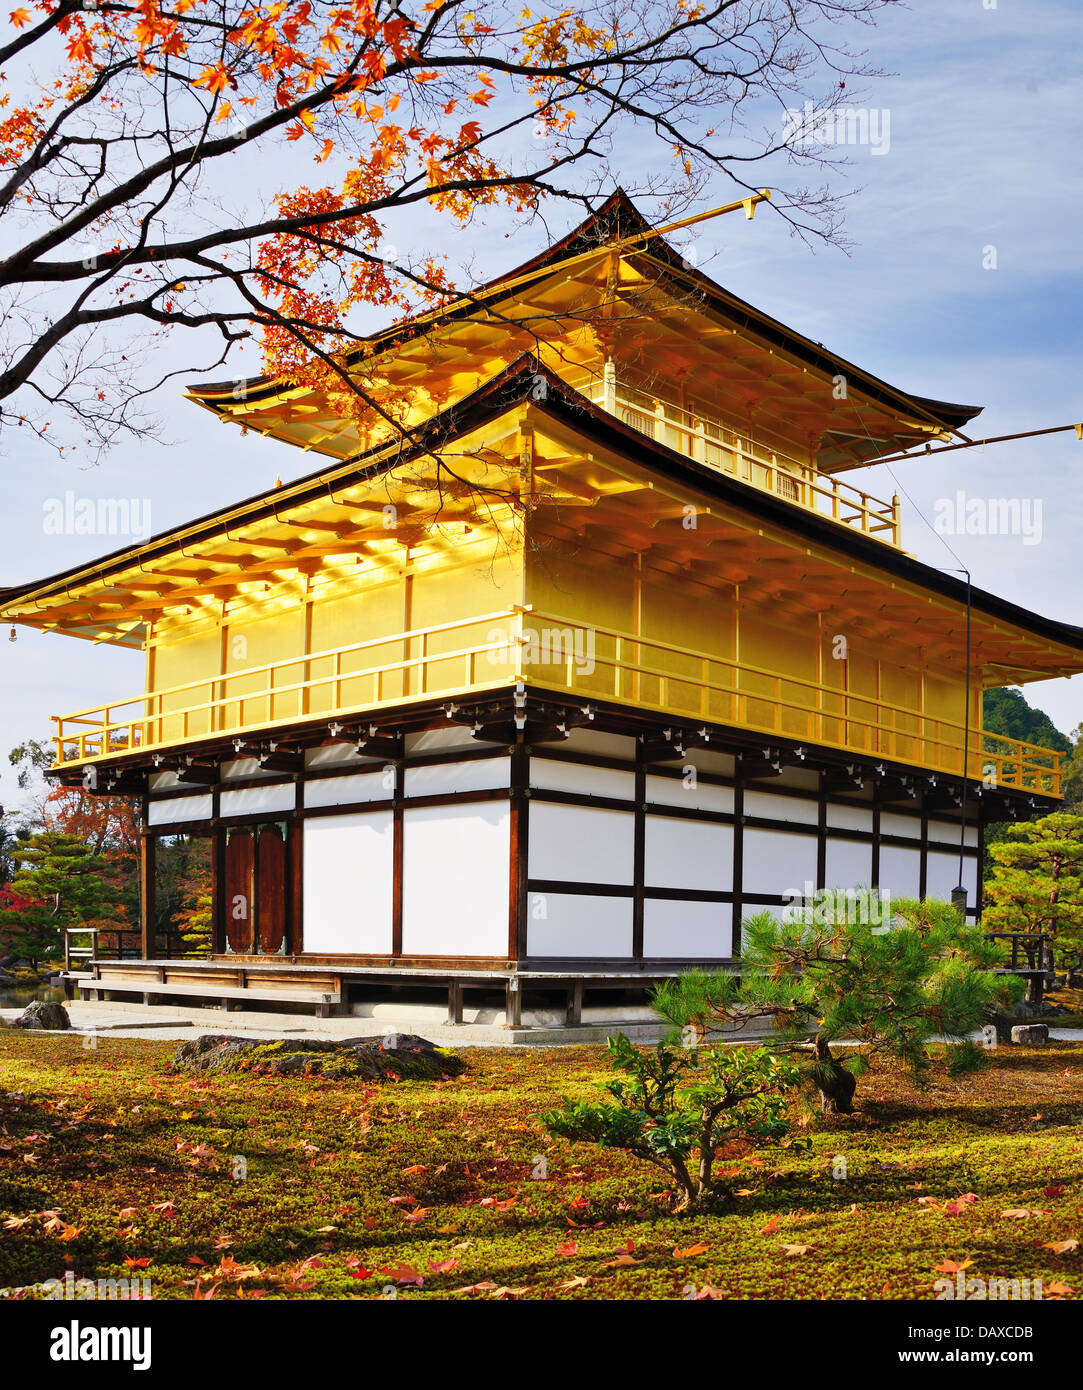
left=65, top=33, right=94, bottom=63
left=194, top=63, right=234, bottom=95
left=673, top=1243, right=710, bottom=1258
left=9, top=7, right=31, bottom=26
left=934, top=1258, right=975, bottom=1274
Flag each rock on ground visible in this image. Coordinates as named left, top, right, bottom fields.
left=169, top=1032, right=464, bottom=1080
left=14, top=999, right=71, bottom=1031
left=1010, top=1023, right=1049, bottom=1045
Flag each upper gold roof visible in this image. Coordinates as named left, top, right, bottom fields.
left=186, top=191, right=981, bottom=474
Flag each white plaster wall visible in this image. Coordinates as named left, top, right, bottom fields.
left=531, top=759, right=634, bottom=800
left=878, top=844, right=922, bottom=899
left=879, top=811, right=920, bottom=839
left=929, top=819, right=979, bottom=849
left=219, top=783, right=295, bottom=817
left=824, top=837, right=872, bottom=890
left=405, top=757, right=510, bottom=798
left=303, top=811, right=394, bottom=953
left=745, top=790, right=818, bottom=825
left=401, top=802, right=510, bottom=956
left=926, top=849, right=978, bottom=903
left=305, top=770, right=392, bottom=808
left=528, top=802, right=635, bottom=884
left=644, top=816, right=733, bottom=892
left=148, top=794, right=213, bottom=826
left=826, top=803, right=874, bottom=833
left=526, top=892, right=633, bottom=957
left=645, top=774, right=734, bottom=813
left=742, top=828, right=818, bottom=897
left=643, top=899, right=732, bottom=957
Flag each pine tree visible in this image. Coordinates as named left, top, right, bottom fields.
left=1, top=832, right=129, bottom=969
left=653, top=895, right=1019, bottom=1114
left=983, top=812, right=1083, bottom=986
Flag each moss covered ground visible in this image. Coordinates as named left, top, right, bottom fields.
left=1, top=1030, right=1081, bottom=1300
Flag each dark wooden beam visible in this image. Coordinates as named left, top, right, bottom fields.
left=139, top=834, right=156, bottom=960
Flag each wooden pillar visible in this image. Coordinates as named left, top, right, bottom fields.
left=211, top=827, right=224, bottom=956
left=508, top=740, right=528, bottom=962
left=505, top=977, right=522, bottom=1028
left=140, top=834, right=156, bottom=960
left=447, top=979, right=464, bottom=1026
left=289, top=819, right=304, bottom=956
left=391, top=756, right=404, bottom=957
left=565, top=979, right=583, bottom=1027
left=632, top=752, right=645, bottom=960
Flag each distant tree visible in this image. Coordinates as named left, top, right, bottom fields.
left=173, top=851, right=213, bottom=957
left=1, top=831, right=130, bottom=968
left=7, top=737, right=142, bottom=956
left=982, top=688, right=1071, bottom=754
left=155, top=835, right=213, bottom=956
left=1060, top=725, right=1083, bottom=813
left=653, top=896, right=1020, bottom=1114
left=984, top=813, right=1083, bottom=987
left=979, top=691, right=1073, bottom=874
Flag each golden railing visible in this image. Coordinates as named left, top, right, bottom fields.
left=514, top=610, right=1060, bottom=795
left=50, top=607, right=1060, bottom=795
left=51, top=609, right=523, bottom=766
left=582, top=378, right=902, bottom=548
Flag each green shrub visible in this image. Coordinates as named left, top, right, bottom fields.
left=543, top=1035, right=807, bottom=1212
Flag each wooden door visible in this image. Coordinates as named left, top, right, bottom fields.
left=256, top=824, right=288, bottom=955
left=224, top=829, right=255, bottom=953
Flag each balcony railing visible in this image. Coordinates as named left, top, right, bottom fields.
left=52, top=609, right=521, bottom=766
left=51, top=608, right=1060, bottom=796
left=582, top=375, right=902, bottom=548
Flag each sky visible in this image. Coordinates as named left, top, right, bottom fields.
left=1, top=0, right=1081, bottom=812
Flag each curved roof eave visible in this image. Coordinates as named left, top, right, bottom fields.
left=4, top=356, right=1077, bottom=664
left=185, top=190, right=982, bottom=440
